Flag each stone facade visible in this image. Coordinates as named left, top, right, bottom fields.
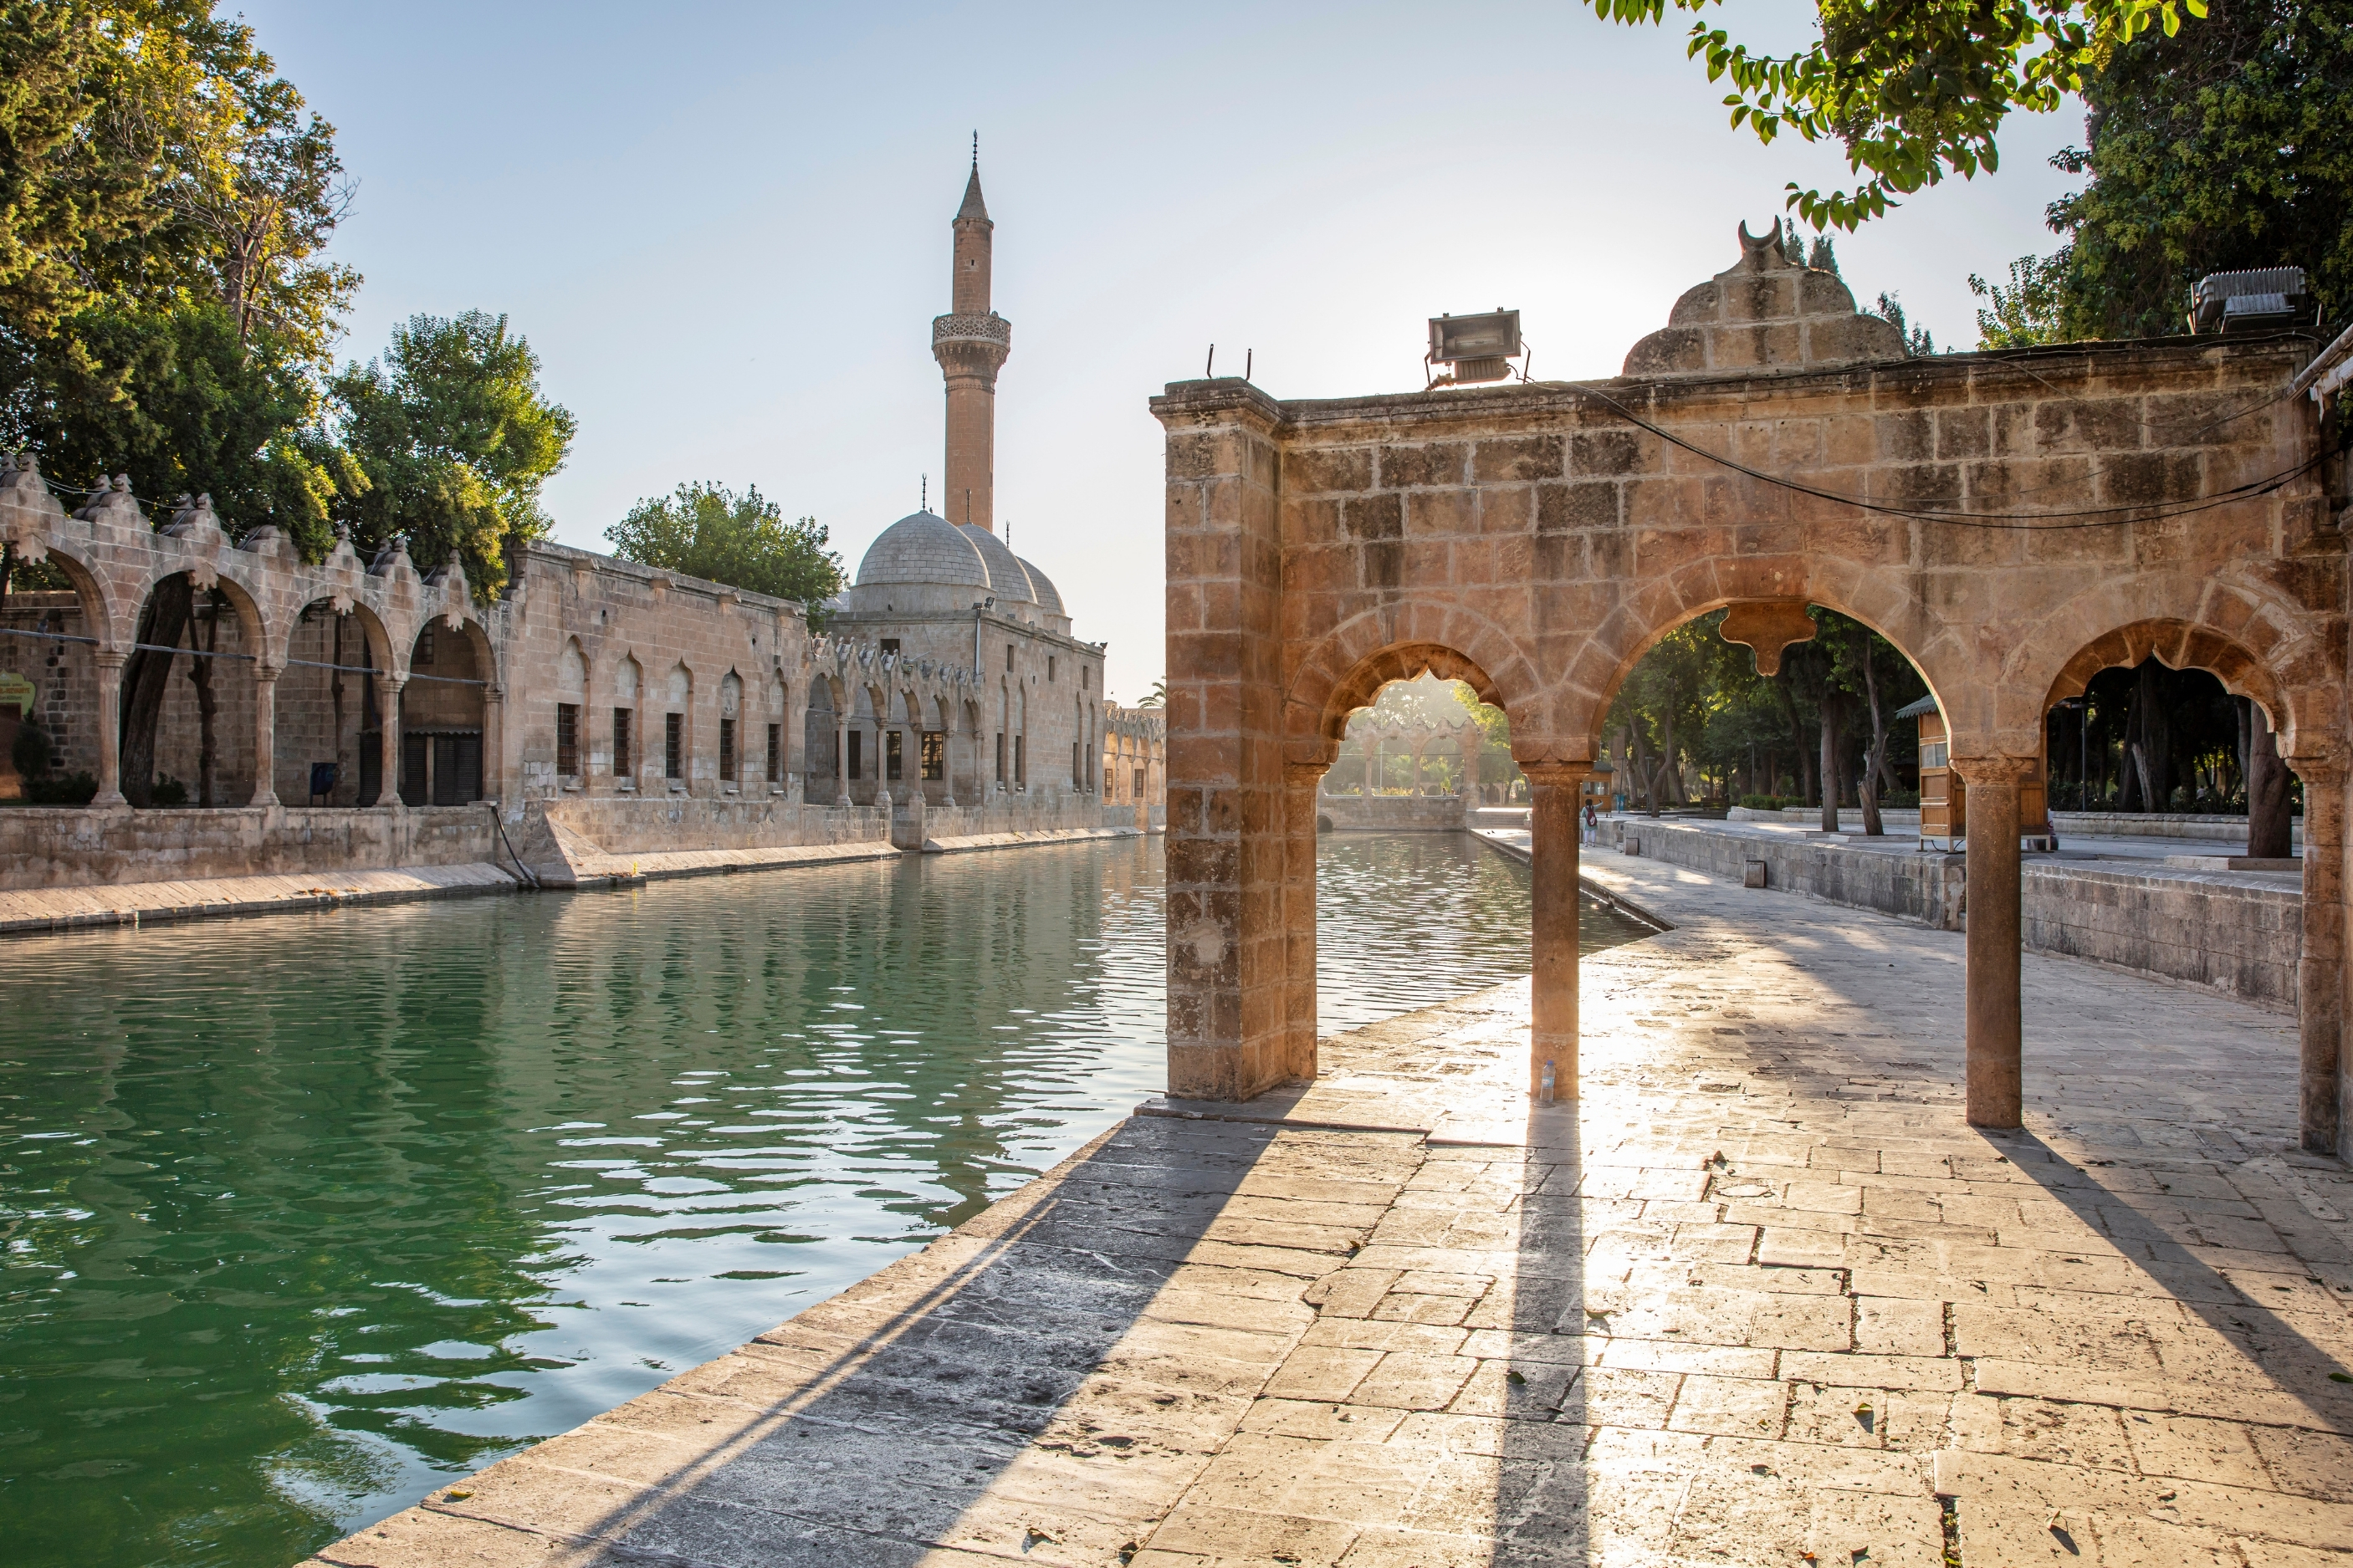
left=1156, top=222, right=2351, bottom=1154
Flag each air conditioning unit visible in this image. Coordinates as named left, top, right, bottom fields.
left=2189, top=268, right=2312, bottom=334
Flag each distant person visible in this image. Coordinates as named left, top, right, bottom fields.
left=1583, top=800, right=1598, bottom=845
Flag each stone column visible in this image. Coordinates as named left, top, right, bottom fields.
left=2289, top=758, right=2345, bottom=1154
left=483, top=682, right=504, bottom=805
left=940, top=715, right=957, bottom=808
left=250, top=662, right=281, bottom=808
left=1954, top=755, right=2034, bottom=1128
left=1525, top=764, right=1588, bottom=1101
left=873, top=715, right=893, bottom=814
left=92, top=650, right=126, bottom=807
left=834, top=714, right=852, bottom=808
left=378, top=675, right=404, bottom=809
left=1156, top=385, right=1286, bottom=1101
left=1282, top=763, right=1324, bottom=1084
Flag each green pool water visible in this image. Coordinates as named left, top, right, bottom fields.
left=0, top=832, right=1646, bottom=1567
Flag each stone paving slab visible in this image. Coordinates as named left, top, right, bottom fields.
left=303, top=854, right=2351, bottom=1567
left=0, top=860, right=520, bottom=934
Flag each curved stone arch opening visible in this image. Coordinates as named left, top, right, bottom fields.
left=612, top=651, right=645, bottom=789
left=398, top=616, right=492, bottom=805
left=1575, top=590, right=1952, bottom=774
left=660, top=661, right=694, bottom=790
left=2039, top=619, right=2295, bottom=753
left=719, top=669, right=744, bottom=787
left=1294, top=636, right=1514, bottom=774
left=277, top=597, right=396, bottom=806
left=1574, top=595, right=1948, bottom=820
left=0, top=534, right=117, bottom=804
left=1282, top=603, right=1528, bottom=769
left=805, top=674, right=847, bottom=803
left=117, top=567, right=269, bottom=809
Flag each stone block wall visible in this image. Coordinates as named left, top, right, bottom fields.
left=0, top=803, right=499, bottom=890
left=1316, top=791, right=1472, bottom=832
left=1599, top=816, right=1967, bottom=928
left=2022, top=861, right=2300, bottom=1009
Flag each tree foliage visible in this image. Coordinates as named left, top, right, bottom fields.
left=1580, top=0, right=2210, bottom=230
left=2053, top=0, right=2353, bottom=335
left=329, top=311, right=575, bottom=598
left=604, top=482, right=843, bottom=607
left=0, top=2, right=356, bottom=539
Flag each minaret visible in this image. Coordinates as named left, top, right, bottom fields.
left=932, top=140, right=1010, bottom=533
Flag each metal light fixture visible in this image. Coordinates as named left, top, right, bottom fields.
left=1426, top=309, right=1527, bottom=389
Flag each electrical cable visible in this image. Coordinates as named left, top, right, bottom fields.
left=1565, top=381, right=2325, bottom=530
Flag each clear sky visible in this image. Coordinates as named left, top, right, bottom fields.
left=238, top=0, right=2087, bottom=705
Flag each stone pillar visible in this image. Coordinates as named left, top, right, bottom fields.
left=378, top=675, right=404, bottom=809
left=873, top=716, right=893, bottom=814
left=92, top=650, right=126, bottom=807
left=1954, top=755, right=2033, bottom=1128
left=1157, top=384, right=1286, bottom=1101
left=1525, top=764, right=1588, bottom=1101
left=940, top=716, right=957, bottom=808
left=834, top=715, right=852, bottom=808
left=1282, top=764, right=1324, bottom=1083
left=483, top=682, right=504, bottom=805
left=250, top=663, right=281, bottom=808
left=2289, top=758, right=2345, bottom=1154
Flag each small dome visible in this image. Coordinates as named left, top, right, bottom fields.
left=855, top=511, right=989, bottom=589
left=956, top=524, right=1036, bottom=605
left=1016, top=555, right=1064, bottom=618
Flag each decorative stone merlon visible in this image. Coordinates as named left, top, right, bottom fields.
left=1623, top=222, right=1908, bottom=377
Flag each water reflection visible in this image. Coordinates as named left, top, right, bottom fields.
left=0, top=833, right=1643, bottom=1568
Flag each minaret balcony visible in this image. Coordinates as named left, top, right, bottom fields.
left=932, top=313, right=1011, bottom=350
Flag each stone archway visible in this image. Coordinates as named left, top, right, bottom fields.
left=1155, top=220, right=2347, bottom=1151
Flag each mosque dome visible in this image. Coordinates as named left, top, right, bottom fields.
left=854, top=510, right=990, bottom=589
left=956, top=524, right=1037, bottom=606
left=1015, top=555, right=1064, bottom=619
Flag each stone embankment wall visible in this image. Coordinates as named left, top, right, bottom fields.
left=1595, top=816, right=2300, bottom=1010
left=0, top=802, right=502, bottom=890
left=1605, top=816, right=1967, bottom=927
left=1732, top=804, right=2303, bottom=847
left=1316, top=792, right=1471, bottom=832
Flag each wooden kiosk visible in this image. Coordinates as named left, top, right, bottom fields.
left=1900, top=693, right=2050, bottom=850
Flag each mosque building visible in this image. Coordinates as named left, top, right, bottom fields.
left=816, top=153, right=1108, bottom=806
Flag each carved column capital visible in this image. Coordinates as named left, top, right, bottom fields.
left=1949, top=753, right=2040, bottom=788
left=1520, top=762, right=1593, bottom=789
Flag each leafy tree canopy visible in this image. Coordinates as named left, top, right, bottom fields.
left=604, top=482, right=843, bottom=607
left=1581, top=0, right=2209, bottom=230
left=330, top=311, right=575, bottom=598
left=0, top=1, right=356, bottom=539
left=1970, top=0, right=2351, bottom=345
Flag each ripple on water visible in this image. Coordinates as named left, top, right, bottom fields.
left=0, top=832, right=1645, bottom=1568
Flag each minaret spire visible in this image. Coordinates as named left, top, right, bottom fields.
left=933, top=140, right=1009, bottom=533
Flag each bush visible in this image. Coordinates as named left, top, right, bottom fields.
left=11, top=718, right=53, bottom=780
left=1738, top=794, right=1792, bottom=810
left=26, top=770, right=96, bottom=806
left=149, top=773, right=189, bottom=808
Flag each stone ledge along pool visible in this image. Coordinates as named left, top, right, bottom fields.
left=0, top=832, right=1651, bottom=1568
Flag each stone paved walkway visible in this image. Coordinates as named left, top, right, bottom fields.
left=305, top=856, right=2353, bottom=1567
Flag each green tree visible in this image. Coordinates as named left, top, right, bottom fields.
left=1968, top=251, right=2077, bottom=346
left=2049, top=0, right=2353, bottom=335
left=604, top=482, right=843, bottom=606
left=330, top=311, right=576, bottom=599
left=0, top=2, right=356, bottom=540
left=1582, top=0, right=2209, bottom=230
